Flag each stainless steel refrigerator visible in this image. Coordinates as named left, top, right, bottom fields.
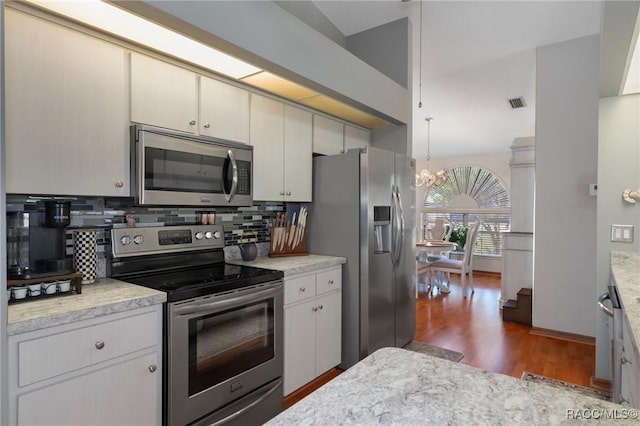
left=307, top=147, right=416, bottom=369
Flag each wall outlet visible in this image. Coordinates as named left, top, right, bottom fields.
left=610, top=224, right=634, bottom=242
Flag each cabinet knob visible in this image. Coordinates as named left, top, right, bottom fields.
left=620, top=395, right=629, bottom=404
left=299, top=287, right=306, bottom=292
left=328, top=280, right=334, bottom=285
left=95, top=341, right=105, bottom=350
left=280, top=191, right=285, bottom=196
left=312, top=306, right=318, bottom=312
left=115, top=181, right=124, bottom=188
left=189, top=120, right=196, bottom=126
left=318, top=304, right=323, bottom=310
left=204, top=122, right=211, bottom=129
left=621, top=355, right=633, bottom=365
left=148, top=364, right=157, bottom=373
left=286, top=191, right=291, bottom=196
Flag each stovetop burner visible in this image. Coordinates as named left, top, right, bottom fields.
left=123, top=262, right=283, bottom=302
left=109, top=225, right=283, bottom=302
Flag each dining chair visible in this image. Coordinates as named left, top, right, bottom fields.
left=430, top=218, right=453, bottom=241
left=429, top=222, right=480, bottom=298
left=415, top=251, right=449, bottom=296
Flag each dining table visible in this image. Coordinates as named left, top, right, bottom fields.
left=415, top=240, right=457, bottom=295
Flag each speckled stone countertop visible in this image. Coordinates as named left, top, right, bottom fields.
left=267, top=347, right=635, bottom=425
left=611, top=251, right=640, bottom=353
left=7, top=278, right=166, bottom=336
left=227, top=254, right=346, bottom=276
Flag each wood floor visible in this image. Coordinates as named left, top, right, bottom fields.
left=284, top=271, right=599, bottom=408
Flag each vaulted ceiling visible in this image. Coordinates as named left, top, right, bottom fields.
left=312, top=1, right=602, bottom=158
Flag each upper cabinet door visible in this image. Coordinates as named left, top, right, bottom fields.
left=4, top=9, right=129, bottom=197
left=250, top=94, right=285, bottom=201
left=344, top=125, right=370, bottom=152
left=284, top=106, right=313, bottom=202
left=313, top=115, right=344, bottom=156
left=199, top=76, right=250, bottom=143
left=130, top=53, right=198, bottom=133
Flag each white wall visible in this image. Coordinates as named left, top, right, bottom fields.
left=533, top=34, right=600, bottom=337
left=595, top=93, right=640, bottom=379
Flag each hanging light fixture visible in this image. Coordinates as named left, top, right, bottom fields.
left=416, top=117, right=447, bottom=187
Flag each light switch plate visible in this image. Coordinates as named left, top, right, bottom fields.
left=611, top=224, right=634, bottom=242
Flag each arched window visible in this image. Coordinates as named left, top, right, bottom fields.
left=420, top=165, right=510, bottom=256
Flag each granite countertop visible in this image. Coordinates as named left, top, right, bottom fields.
left=267, top=347, right=635, bottom=425
left=611, top=251, right=640, bottom=352
left=227, top=254, right=346, bottom=276
left=7, top=278, right=166, bottom=336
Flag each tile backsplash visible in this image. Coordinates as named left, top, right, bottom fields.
left=6, top=195, right=284, bottom=277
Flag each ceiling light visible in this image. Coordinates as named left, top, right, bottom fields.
left=25, top=0, right=261, bottom=79
left=416, top=117, right=447, bottom=187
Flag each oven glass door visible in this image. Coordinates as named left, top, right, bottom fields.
left=188, top=298, right=275, bottom=396
left=168, top=281, right=283, bottom=426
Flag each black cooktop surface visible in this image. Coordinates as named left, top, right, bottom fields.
left=123, top=263, right=283, bottom=302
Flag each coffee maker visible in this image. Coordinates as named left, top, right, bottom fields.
left=7, top=201, right=72, bottom=279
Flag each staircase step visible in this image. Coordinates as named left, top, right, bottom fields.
left=503, top=299, right=518, bottom=309
left=517, top=288, right=532, bottom=297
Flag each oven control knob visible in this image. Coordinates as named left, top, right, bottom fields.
left=120, top=235, right=131, bottom=246
left=195, top=231, right=204, bottom=240
left=204, top=231, right=213, bottom=239
left=214, top=231, right=222, bottom=239
left=133, top=235, right=144, bottom=245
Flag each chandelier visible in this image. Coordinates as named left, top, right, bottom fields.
left=416, top=117, right=447, bottom=187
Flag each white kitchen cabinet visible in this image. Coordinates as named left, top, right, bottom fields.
left=130, top=52, right=198, bottom=134
left=283, top=266, right=342, bottom=395
left=8, top=305, right=162, bottom=426
left=250, top=95, right=312, bottom=202
left=199, top=76, right=250, bottom=143
left=4, top=9, right=129, bottom=197
left=621, top=314, right=640, bottom=408
left=344, top=124, right=370, bottom=152
left=313, top=115, right=344, bottom=156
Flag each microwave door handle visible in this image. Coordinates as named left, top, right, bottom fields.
left=225, top=150, right=239, bottom=203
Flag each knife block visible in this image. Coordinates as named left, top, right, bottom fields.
left=269, top=226, right=308, bottom=257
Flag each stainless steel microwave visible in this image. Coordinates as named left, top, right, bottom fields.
left=131, top=124, right=253, bottom=206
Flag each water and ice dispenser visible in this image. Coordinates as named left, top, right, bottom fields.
left=373, top=206, right=391, bottom=253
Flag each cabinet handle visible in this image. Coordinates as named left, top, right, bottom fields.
left=299, top=287, right=306, bottom=292
left=95, top=341, right=105, bottom=350
left=204, top=123, right=211, bottom=129
left=148, top=364, right=157, bottom=373
left=115, top=181, right=124, bottom=188
left=621, top=355, right=633, bottom=365
left=189, top=120, right=196, bottom=126
left=286, top=191, right=291, bottom=196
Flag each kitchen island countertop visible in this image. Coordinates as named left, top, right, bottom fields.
left=611, top=251, right=640, bottom=354
left=267, top=347, right=634, bottom=425
left=227, top=254, right=346, bottom=276
left=7, top=278, right=166, bottom=336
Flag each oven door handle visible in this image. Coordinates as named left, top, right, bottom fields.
left=172, top=282, right=282, bottom=316
left=203, top=379, right=282, bottom=426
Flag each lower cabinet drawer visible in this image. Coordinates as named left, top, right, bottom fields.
left=316, top=268, right=341, bottom=295
left=284, top=274, right=316, bottom=305
left=18, top=311, right=158, bottom=387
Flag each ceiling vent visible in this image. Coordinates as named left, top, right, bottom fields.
left=508, top=97, right=526, bottom=109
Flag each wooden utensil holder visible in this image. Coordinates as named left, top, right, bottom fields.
left=269, top=226, right=308, bottom=257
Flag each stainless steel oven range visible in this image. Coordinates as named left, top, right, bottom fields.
left=110, top=225, right=284, bottom=426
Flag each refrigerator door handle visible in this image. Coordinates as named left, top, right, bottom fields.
left=392, top=185, right=404, bottom=266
